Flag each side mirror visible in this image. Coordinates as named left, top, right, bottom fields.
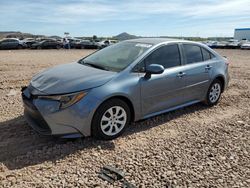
left=145, top=64, right=164, bottom=79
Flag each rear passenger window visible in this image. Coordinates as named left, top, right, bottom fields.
left=145, top=44, right=181, bottom=69
left=183, top=44, right=202, bottom=64
left=201, top=48, right=215, bottom=61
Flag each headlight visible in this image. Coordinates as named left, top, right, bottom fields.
left=38, top=92, right=87, bottom=109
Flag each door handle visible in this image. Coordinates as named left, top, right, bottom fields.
left=205, top=65, right=212, bottom=71
left=177, top=72, right=186, bottom=78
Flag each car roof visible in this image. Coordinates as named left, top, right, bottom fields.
left=2, top=38, right=19, bottom=41
left=125, top=38, right=221, bottom=58
left=126, top=38, right=186, bottom=45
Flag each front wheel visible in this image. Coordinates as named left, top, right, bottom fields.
left=205, top=79, right=222, bottom=106
left=91, top=99, right=131, bottom=140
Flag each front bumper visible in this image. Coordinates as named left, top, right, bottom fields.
left=23, top=94, right=52, bottom=135
left=21, top=86, right=100, bottom=137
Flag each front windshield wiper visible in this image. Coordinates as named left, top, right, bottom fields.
left=82, top=61, right=109, bottom=71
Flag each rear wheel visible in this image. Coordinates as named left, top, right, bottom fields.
left=205, top=79, right=222, bottom=106
left=92, top=99, right=131, bottom=140
left=56, top=45, right=61, bottom=49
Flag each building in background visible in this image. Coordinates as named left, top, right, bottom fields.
left=234, top=28, right=250, bottom=40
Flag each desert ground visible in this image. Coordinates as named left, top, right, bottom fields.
left=0, top=49, right=249, bottom=187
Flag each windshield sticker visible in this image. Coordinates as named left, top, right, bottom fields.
left=135, top=43, right=152, bottom=48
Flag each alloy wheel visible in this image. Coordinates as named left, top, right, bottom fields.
left=209, top=83, right=221, bottom=103
left=100, top=106, right=127, bottom=136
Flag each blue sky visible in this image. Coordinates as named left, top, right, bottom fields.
left=0, top=0, right=250, bottom=37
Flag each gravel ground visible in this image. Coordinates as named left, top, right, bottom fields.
left=0, top=49, right=249, bottom=187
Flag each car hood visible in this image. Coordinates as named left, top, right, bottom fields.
left=30, top=62, right=116, bottom=95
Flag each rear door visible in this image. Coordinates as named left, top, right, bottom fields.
left=181, top=44, right=212, bottom=101
left=140, top=44, right=187, bottom=116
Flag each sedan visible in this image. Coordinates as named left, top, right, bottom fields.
left=241, top=42, right=250, bottom=50
left=97, top=40, right=118, bottom=49
left=0, top=38, right=27, bottom=49
left=22, top=38, right=37, bottom=48
left=31, top=39, right=62, bottom=49
left=73, top=40, right=99, bottom=49
left=22, top=38, right=230, bottom=140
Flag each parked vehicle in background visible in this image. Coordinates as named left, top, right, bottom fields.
left=0, top=38, right=27, bottom=49
left=68, top=38, right=82, bottom=48
left=214, top=41, right=228, bottom=49
left=203, top=41, right=217, bottom=48
left=22, top=38, right=37, bottom=48
left=74, top=40, right=99, bottom=49
left=97, top=39, right=118, bottom=49
left=22, top=38, right=229, bottom=140
left=241, top=41, right=250, bottom=49
left=226, top=39, right=240, bottom=49
left=204, top=39, right=249, bottom=49
left=31, top=39, right=63, bottom=49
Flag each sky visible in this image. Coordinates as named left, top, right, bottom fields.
left=0, top=0, right=250, bottom=37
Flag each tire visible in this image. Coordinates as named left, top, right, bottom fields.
left=205, top=79, right=222, bottom=106
left=56, top=45, right=61, bottom=49
left=37, top=46, right=42, bottom=50
left=81, top=45, right=85, bottom=49
left=91, top=99, right=131, bottom=140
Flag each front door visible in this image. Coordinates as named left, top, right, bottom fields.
left=140, top=66, right=187, bottom=117
left=139, top=44, right=186, bottom=117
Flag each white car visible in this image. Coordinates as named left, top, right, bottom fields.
left=226, top=39, right=240, bottom=49
left=97, top=40, right=118, bottom=49
left=241, top=42, right=250, bottom=50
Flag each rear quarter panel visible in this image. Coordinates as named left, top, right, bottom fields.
left=210, top=57, right=229, bottom=91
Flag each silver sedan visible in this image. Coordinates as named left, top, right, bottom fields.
left=22, top=38, right=230, bottom=140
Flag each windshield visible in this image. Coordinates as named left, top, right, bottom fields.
left=79, top=41, right=152, bottom=72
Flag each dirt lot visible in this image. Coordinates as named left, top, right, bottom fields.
left=0, top=49, right=249, bottom=187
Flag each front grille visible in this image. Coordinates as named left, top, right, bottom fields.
left=22, top=90, right=51, bottom=134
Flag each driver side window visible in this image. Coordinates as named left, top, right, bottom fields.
left=145, top=44, right=181, bottom=69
